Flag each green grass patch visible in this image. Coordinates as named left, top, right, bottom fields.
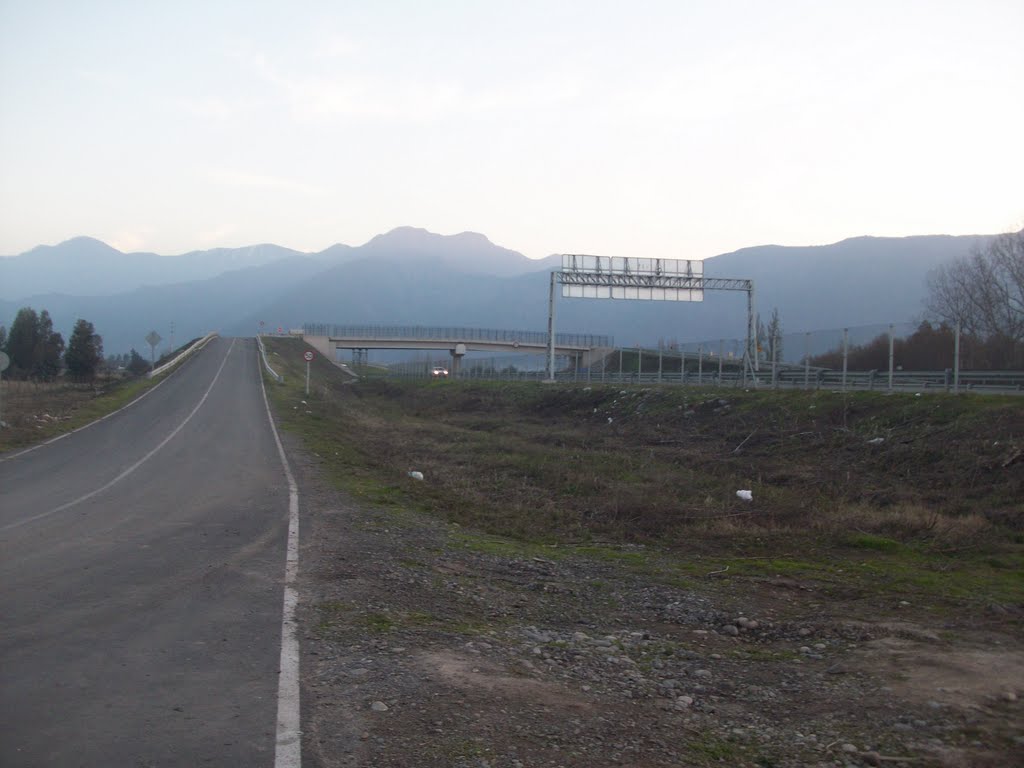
left=314, top=600, right=352, bottom=636
left=451, top=531, right=561, bottom=560
left=686, top=733, right=741, bottom=760
left=361, top=612, right=397, bottom=633
left=846, top=533, right=904, bottom=552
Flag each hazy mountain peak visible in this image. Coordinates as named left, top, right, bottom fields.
left=352, top=226, right=536, bottom=277
left=363, top=226, right=448, bottom=250
left=20, top=236, right=123, bottom=260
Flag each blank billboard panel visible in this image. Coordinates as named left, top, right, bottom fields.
left=562, top=285, right=704, bottom=301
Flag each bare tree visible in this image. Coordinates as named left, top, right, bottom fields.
left=926, top=229, right=1024, bottom=364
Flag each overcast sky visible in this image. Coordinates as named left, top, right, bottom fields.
left=1, top=0, right=1021, bottom=260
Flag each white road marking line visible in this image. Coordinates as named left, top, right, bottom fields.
left=258, top=342, right=302, bottom=768
left=0, top=333, right=219, bottom=464
left=0, top=339, right=236, bottom=533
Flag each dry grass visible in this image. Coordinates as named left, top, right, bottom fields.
left=262, top=339, right=1024, bottom=611
left=263, top=339, right=1023, bottom=551
left=0, top=376, right=149, bottom=453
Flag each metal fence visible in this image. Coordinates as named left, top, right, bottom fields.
left=386, top=345, right=1024, bottom=394
left=302, top=323, right=612, bottom=349
left=390, top=364, right=1023, bottom=393
left=673, top=322, right=920, bottom=365
left=305, top=319, right=1022, bottom=394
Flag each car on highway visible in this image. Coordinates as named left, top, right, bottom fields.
left=431, top=366, right=449, bottom=377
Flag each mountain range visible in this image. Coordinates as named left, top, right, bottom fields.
left=0, top=227, right=993, bottom=358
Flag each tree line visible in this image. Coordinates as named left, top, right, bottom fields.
left=799, top=230, right=1023, bottom=371
left=807, top=320, right=987, bottom=371
left=925, top=229, right=1023, bottom=368
left=0, top=307, right=126, bottom=381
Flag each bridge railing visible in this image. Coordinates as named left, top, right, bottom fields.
left=303, top=323, right=612, bottom=348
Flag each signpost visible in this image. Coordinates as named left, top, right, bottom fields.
left=145, top=331, right=162, bottom=369
left=303, top=350, right=314, bottom=395
left=0, top=351, right=9, bottom=428
left=547, top=254, right=757, bottom=383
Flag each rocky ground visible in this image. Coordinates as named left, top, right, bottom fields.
left=287, top=435, right=1024, bottom=768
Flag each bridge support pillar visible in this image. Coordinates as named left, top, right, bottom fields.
left=450, top=343, right=466, bottom=376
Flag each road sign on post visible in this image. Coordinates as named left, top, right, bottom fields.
left=146, top=331, right=162, bottom=369
left=303, top=350, right=314, bottom=395
left=548, top=254, right=755, bottom=383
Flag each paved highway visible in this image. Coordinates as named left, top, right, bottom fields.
left=0, top=337, right=294, bottom=767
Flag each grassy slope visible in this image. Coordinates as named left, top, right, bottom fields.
left=0, top=337, right=203, bottom=454
left=263, top=337, right=1024, bottom=618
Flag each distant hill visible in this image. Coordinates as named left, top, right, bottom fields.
left=354, top=227, right=545, bottom=277
left=236, top=232, right=991, bottom=347
left=0, top=228, right=996, bottom=355
left=0, top=256, right=326, bottom=355
left=702, top=234, right=993, bottom=333
left=0, top=237, right=305, bottom=299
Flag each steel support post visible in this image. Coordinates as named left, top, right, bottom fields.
left=888, top=324, right=895, bottom=391
left=718, top=340, right=724, bottom=384
left=804, top=332, right=810, bottom=389
left=772, top=332, right=779, bottom=389
left=748, top=284, right=758, bottom=372
left=954, top=322, right=961, bottom=394
left=546, top=271, right=557, bottom=382
left=842, top=328, right=849, bottom=392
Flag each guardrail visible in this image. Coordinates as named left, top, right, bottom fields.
left=256, top=334, right=284, bottom=383
left=303, top=323, right=612, bottom=349
left=146, top=333, right=218, bottom=379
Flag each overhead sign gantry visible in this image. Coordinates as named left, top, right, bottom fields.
left=547, top=254, right=757, bottom=381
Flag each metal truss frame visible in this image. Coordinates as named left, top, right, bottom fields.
left=546, top=268, right=757, bottom=382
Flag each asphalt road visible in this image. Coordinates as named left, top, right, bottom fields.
left=0, top=337, right=292, bottom=767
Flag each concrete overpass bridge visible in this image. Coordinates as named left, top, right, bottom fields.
left=300, top=324, right=614, bottom=372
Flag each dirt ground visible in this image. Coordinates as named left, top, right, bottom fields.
left=287, top=430, right=1024, bottom=768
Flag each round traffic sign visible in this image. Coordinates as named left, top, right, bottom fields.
left=303, top=351, right=314, bottom=362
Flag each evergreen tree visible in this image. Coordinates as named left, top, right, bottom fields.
left=0, top=324, right=7, bottom=353
left=36, top=310, right=64, bottom=380
left=7, top=307, right=40, bottom=377
left=65, top=319, right=104, bottom=379
left=127, top=348, right=151, bottom=376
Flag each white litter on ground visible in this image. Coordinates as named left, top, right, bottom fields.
left=736, top=490, right=753, bottom=501
left=407, top=471, right=424, bottom=481
left=867, top=437, right=885, bottom=445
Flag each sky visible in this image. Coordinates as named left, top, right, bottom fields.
left=1, top=0, right=1021, bottom=261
